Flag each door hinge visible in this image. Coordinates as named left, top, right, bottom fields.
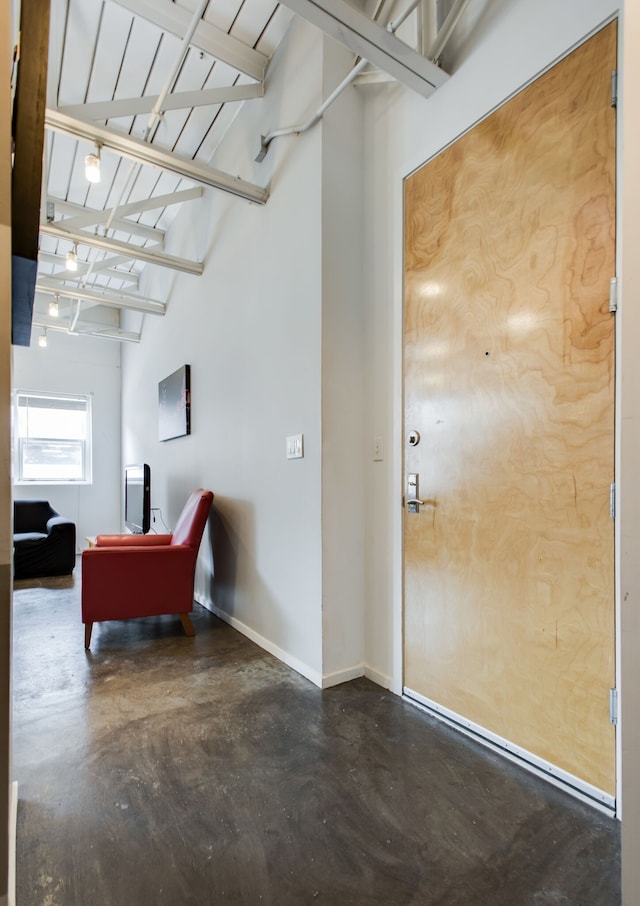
left=610, top=688, right=618, bottom=725
left=611, top=69, right=618, bottom=108
left=610, top=482, right=616, bottom=519
left=609, top=276, right=618, bottom=313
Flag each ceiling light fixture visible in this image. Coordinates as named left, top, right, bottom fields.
left=84, top=145, right=101, bottom=183
left=49, top=295, right=60, bottom=317
left=66, top=243, right=78, bottom=272
left=38, top=330, right=48, bottom=348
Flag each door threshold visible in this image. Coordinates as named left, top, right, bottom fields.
left=403, top=687, right=616, bottom=818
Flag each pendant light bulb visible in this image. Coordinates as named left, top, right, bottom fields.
left=38, top=330, right=47, bottom=348
left=84, top=147, right=101, bottom=183
left=49, top=296, right=59, bottom=318
left=66, top=244, right=78, bottom=272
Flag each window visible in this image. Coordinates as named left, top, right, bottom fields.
left=14, top=391, right=92, bottom=484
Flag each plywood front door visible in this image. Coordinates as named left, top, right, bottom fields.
left=403, top=23, right=617, bottom=797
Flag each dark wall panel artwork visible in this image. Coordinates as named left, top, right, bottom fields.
left=159, top=365, right=191, bottom=442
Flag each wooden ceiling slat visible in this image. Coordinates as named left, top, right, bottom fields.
left=108, top=0, right=268, bottom=80
left=108, top=16, right=171, bottom=139
left=229, top=0, right=279, bottom=48
left=43, top=0, right=293, bottom=316
left=254, top=6, right=293, bottom=56
left=85, top=3, right=136, bottom=112
left=57, top=0, right=103, bottom=106
left=203, top=0, right=239, bottom=34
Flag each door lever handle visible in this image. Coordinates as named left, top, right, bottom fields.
left=407, top=472, right=424, bottom=513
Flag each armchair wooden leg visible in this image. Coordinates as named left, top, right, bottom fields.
left=179, top=613, right=195, bottom=637
left=84, top=622, right=93, bottom=649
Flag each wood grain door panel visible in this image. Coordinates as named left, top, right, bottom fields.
left=403, top=23, right=617, bottom=795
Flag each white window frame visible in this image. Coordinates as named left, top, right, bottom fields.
left=14, top=390, right=93, bottom=485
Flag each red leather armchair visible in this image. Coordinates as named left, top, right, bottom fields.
left=82, top=489, right=214, bottom=649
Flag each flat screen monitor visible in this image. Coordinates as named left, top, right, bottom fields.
left=124, top=463, right=151, bottom=534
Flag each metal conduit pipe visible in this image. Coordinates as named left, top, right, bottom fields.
left=255, top=0, right=422, bottom=162
left=69, top=298, right=82, bottom=334
left=255, top=56, right=369, bottom=161
left=255, top=0, right=470, bottom=162
left=75, top=0, right=210, bottom=301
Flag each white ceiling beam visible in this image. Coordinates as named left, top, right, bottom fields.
left=81, top=253, right=139, bottom=277
left=47, top=198, right=164, bottom=245
left=39, top=251, right=141, bottom=283
left=40, top=221, right=204, bottom=275
left=106, top=0, right=269, bottom=81
left=32, top=317, right=141, bottom=343
left=107, top=186, right=204, bottom=216
left=46, top=187, right=204, bottom=237
left=275, top=0, right=448, bottom=98
left=78, top=328, right=141, bottom=343
left=45, top=109, right=269, bottom=205
left=58, top=84, right=265, bottom=121
left=37, top=252, right=139, bottom=286
left=35, top=282, right=166, bottom=316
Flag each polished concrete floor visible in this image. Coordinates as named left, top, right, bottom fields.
left=13, top=571, right=620, bottom=905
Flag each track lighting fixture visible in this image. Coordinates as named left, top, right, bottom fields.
left=66, top=244, right=78, bottom=272
left=84, top=145, right=101, bottom=183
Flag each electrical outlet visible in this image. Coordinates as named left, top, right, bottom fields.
left=286, top=434, right=304, bottom=459
left=373, top=436, right=383, bottom=462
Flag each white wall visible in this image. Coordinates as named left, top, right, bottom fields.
left=122, top=18, right=335, bottom=684
left=12, top=329, right=121, bottom=543
left=320, top=36, right=366, bottom=685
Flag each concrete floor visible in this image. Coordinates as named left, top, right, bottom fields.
left=12, top=571, right=620, bottom=905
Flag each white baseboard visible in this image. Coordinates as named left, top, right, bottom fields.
left=195, top=594, right=324, bottom=687
left=195, top=596, right=398, bottom=695
left=321, top=664, right=365, bottom=689
left=195, top=595, right=398, bottom=692
left=364, top=665, right=393, bottom=690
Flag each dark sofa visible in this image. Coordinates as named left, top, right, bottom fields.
left=13, top=500, right=76, bottom=580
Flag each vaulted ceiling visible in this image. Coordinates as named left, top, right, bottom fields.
left=25, top=0, right=465, bottom=344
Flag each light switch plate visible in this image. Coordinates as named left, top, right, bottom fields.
left=286, top=433, right=304, bottom=459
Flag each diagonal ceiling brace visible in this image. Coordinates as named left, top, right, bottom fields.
left=35, top=282, right=166, bottom=316
left=37, top=252, right=140, bottom=285
left=31, top=316, right=142, bottom=343
left=39, top=251, right=143, bottom=283
left=275, top=0, right=448, bottom=98
left=45, top=109, right=269, bottom=204
left=58, top=84, right=265, bottom=122
left=40, top=222, right=204, bottom=275
left=48, top=197, right=165, bottom=245
left=47, top=187, right=204, bottom=234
